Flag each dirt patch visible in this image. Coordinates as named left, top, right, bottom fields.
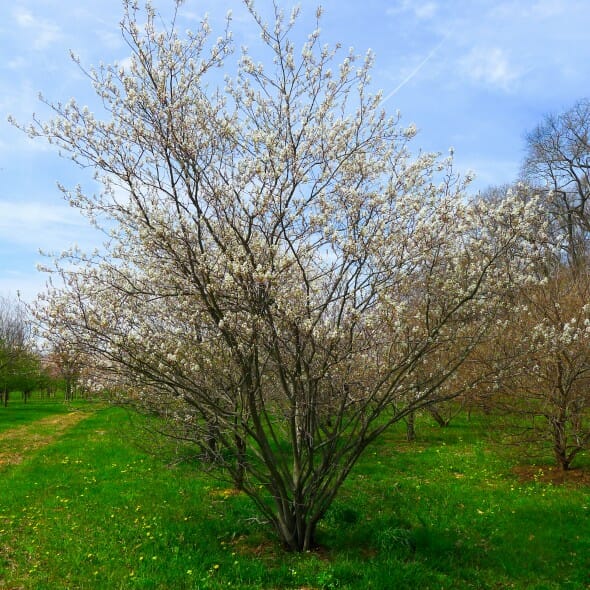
left=210, top=487, right=244, bottom=500
left=0, top=411, right=90, bottom=468
left=512, top=464, right=590, bottom=486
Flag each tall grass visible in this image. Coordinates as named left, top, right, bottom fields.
left=1, top=406, right=588, bottom=589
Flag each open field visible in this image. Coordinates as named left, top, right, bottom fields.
left=0, top=401, right=589, bottom=589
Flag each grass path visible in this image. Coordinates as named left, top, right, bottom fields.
left=0, top=410, right=90, bottom=469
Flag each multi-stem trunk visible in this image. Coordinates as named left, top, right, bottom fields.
left=551, top=415, right=571, bottom=471
left=272, top=494, right=321, bottom=552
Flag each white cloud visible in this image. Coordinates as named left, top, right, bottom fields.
left=386, top=1, right=438, bottom=20
left=0, top=200, right=76, bottom=227
left=115, top=56, right=134, bottom=73
left=491, top=0, right=566, bottom=19
left=12, top=7, right=62, bottom=50
left=6, top=56, right=28, bottom=70
left=13, top=8, right=35, bottom=27
left=414, top=2, right=438, bottom=20
left=0, top=199, right=98, bottom=303
left=0, top=127, right=55, bottom=156
left=96, top=29, right=124, bottom=51
left=461, top=47, right=521, bottom=91
left=527, top=0, right=566, bottom=18
left=0, top=272, right=47, bottom=306
left=0, top=200, right=97, bottom=253
left=456, top=155, right=520, bottom=192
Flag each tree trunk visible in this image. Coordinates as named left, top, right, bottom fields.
left=428, top=404, right=450, bottom=427
left=274, top=508, right=318, bottom=552
left=405, top=412, right=416, bottom=442
left=555, top=450, right=571, bottom=471
left=202, top=420, right=219, bottom=462
left=234, top=434, right=247, bottom=491
left=551, top=417, right=570, bottom=471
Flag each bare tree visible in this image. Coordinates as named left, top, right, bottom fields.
left=523, top=98, right=590, bottom=268
left=21, top=1, right=545, bottom=551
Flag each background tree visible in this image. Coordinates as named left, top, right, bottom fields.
left=522, top=98, right=590, bottom=268
left=469, top=104, right=590, bottom=469
left=483, top=267, right=590, bottom=470
left=0, top=296, right=31, bottom=407
left=9, top=351, right=44, bottom=403
left=44, top=341, right=84, bottom=402
left=24, top=1, right=545, bottom=551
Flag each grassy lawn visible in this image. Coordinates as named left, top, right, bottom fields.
left=0, top=397, right=81, bottom=434
left=0, top=405, right=588, bottom=589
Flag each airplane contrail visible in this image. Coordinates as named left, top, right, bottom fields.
left=381, top=34, right=449, bottom=104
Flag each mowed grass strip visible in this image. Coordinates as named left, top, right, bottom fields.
left=0, top=399, right=75, bottom=434
left=0, top=410, right=91, bottom=468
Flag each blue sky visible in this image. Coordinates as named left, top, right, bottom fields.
left=1, top=0, right=589, bottom=302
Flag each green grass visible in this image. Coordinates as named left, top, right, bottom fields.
left=0, top=396, right=84, bottom=433
left=0, top=406, right=589, bottom=589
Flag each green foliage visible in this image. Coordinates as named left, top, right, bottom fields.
left=0, top=406, right=588, bottom=589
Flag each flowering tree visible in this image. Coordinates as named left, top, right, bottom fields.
left=21, top=1, right=546, bottom=550
left=483, top=268, right=590, bottom=471
left=45, top=341, right=84, bottom=401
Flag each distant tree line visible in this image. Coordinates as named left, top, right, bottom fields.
left=0, top=295, right=82, bottom=405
